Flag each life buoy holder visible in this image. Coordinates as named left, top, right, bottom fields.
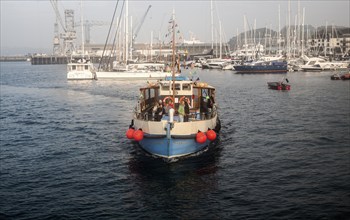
left=163, top=96, right=174, bottom=104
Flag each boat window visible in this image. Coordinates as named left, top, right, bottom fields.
left=150, top=89, right=155, bottom=99
left=144, top=90, right=149, bottom=100
left=175, top=84, right=181, bottom=90
left=161, top=83, right=170, bottom=91
left=201, top=89, right=209, bottom=97
left=182, top=83, right=191, bottom=91
left=193, top=88, right=200, bottom=108
left=72, top=65, right=76, bottom=70
left=85, top=65, right=89, bottom=70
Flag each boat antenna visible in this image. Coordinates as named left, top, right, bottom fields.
left=171, top=9, right=176, bottom=103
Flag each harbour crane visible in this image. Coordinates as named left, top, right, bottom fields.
left=75, top=20, right=110, bottom=44
left=50, top=0, right=76, bottom=55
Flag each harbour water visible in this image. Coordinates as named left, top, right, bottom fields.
left=1, top=62, right=349, bottom=219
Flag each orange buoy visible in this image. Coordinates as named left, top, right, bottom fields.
left=196, top=131, right=207, bottom=144
left=133, top=129, right=144, bottom=141
left=126, top=128, right=135, bottom=139
left=206, top=129, right=217, bottom=141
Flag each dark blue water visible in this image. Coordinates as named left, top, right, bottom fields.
left=1, top=62, right=349, bottom=219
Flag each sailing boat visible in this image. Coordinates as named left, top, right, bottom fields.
left=67, top=1, right=96, bottom=80
left=96, top=0, right=176, bottom=80
left=126, top=10, right=221, bottom=161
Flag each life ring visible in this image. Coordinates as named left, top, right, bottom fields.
left=163, top=96, right=174, bottom=104
left=179, top=96, right=186, bottom=103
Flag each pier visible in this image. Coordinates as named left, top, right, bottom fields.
left=30, top=55, right=101, bottom=65
left=0, top=56, right=29, bottom=62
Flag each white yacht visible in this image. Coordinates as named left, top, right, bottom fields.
left=67, top=57, right=96, bottom=80
left=67, top=1, right=96, bottom=80
left=96, top=63, right=178, bottom=80
left=300, top=57, right=349, bottom=71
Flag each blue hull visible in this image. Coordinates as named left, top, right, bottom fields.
left=139, top=135, right=210, bottom=158
left=235, top=62, right=288, bottom=73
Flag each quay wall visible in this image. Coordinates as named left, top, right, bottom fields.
left=30, top=56, right=101, bottom=65
left=0, top=56, right=28, bottom=62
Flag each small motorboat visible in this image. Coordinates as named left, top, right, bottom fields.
left=341, top=73, right=350, bottom=80
left=267, top=78, right=291, bottom=90
left=331, top=73, right=342, bottom=80
left=331, top=72, right=350, bottom=80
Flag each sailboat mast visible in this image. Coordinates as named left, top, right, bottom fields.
left=301, top=8, right=305, bottom=56
left=278, top=4, right=281, bottom=55
left=125, top=0, right=129, bottom=64
left=210, top=0, right=214, bottom=49
left=172, top=10, right=176, bottom=102
left=219, top=20, right=222, bottom=59
left=80, top=0, right=84, bottom=58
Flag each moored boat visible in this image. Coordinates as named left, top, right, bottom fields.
left=67, top=57, right=96, bottom=80
left=300, top=57, right=349, bottom=72
left=234, top=61, right=288, bottom=73
left=341, top=73, right=350, bottom=80
left=67, top=2, right=96, bottom=80
left=96, top=63, right=177, bottom=80
left=331, top=73, right=342, bottom=80
left=331, top=72, right=350, bottom=80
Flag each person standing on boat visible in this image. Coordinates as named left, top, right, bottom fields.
left=178, top=100, right=185, bottom=122
left=207, top=93, right=215, bottom=118
left=184, top=98, right=191, bottom=122
left=153, top=100, right=164, bottom=121
left=165, top=99, right=174, bottom=115
left=152, top=101, right=158, bottom=121
left=200, top=96, right=209, bottom=120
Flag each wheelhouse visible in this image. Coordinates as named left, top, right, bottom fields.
left=135, top=79, right=217, bottom=121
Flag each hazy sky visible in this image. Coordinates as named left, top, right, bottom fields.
left=1, top=0, right=349, bottom=55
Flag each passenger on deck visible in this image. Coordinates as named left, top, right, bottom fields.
left=165, top=99, right=174, bottom=115
left=200, top=96, right=209, bottom=120
left=178, top=100, right=185, bottom=122
left=207, top=94, right=215, bottom=118
left=154, top=100, right=164, bottom=121
left=184, top=98, right=191, bottom=122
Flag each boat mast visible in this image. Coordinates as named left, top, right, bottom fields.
left=130, top=16, right=133, bottom=60
left=80, top=0, right=85, bottom=58
left=278, top=4, right=280, bottom=55
left=301, top=7, right=305, bottom=57
left=287, top=0, right=291, bottom=60
left=211, top=0, right=214, bottom=50
left=171, top=9, right=176, bottom=102
left=219, top=20, right=222, bottom=59
left=125, top=0, right=129, bottom=65
left=244, top=15, right=247, bottom=59
left=324, top=21, right=328, bottom=56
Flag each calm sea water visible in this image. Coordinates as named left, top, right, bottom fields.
left=1, top=62, right=349, bottom=219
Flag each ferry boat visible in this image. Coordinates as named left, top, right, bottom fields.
left=126, top=76, right=221, bottom=160
left=125, top=10, right=220, bottom=161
